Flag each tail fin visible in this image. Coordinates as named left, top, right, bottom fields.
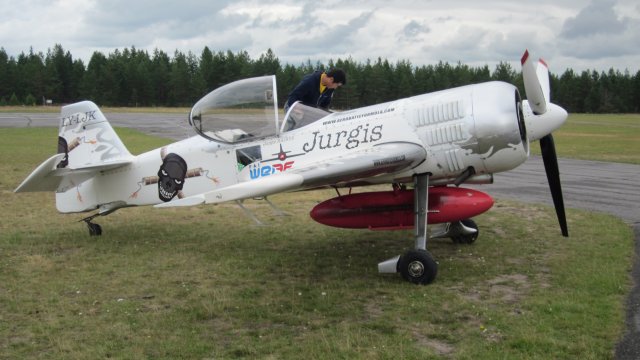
left=58, top=101, right=132, bottom=169
left=15, top=101, right=134, bottom=196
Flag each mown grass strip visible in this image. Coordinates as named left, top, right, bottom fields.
left=0, top=127, right=634, bottom=358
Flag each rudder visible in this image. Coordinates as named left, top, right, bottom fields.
left=57, top=101, right=132, bottom=169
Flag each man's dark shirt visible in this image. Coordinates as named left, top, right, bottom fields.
left=285, top=71, right=334, bottom=111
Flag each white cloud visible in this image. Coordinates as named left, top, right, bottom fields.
left=0, top=0, right=638, bottom=73
left=283, top=10, right=374, bottom=56
left=560, top=0, right=627, bottom=38
left=557, top=0, right=640, bottom=63
left=398, top=20, right=430, bottom=41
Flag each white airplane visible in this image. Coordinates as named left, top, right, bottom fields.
left=15, top=50, right=568, bottom=284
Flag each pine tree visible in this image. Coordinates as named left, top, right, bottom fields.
left=0, top=44, right=637, bottom=112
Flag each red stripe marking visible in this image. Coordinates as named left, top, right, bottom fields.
left=539, top=58, right=548, bottom=68
left=521, top=50, right=530, bottom=65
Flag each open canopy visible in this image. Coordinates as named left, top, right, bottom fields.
left=189, top=75, right=330, bottom=143
left=189, top=75, right=280, bottom=143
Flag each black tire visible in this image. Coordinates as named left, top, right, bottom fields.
left=451, top=219, right=478, bottom=244
left=398, top=249, right=438, bottom=285
left=88, top=223, right=102, bottom=236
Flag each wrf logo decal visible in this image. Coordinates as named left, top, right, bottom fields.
left=249, top=161, right=294, bottom=179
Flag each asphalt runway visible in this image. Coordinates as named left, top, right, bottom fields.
left=0, top=111, right=195, bottom=140
left=2, top=111, right=640, bottom=358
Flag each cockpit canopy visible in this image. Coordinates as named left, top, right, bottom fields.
left=189, top=75, right=329, bottom=143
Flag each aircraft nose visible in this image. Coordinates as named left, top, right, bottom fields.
left=470, top=82, right=530, bottom=174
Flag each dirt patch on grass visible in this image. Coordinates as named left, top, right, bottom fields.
left=493, top=203, right=550, bottom=223
left=20, top=254, right=55, bottom=273
left=418, top=337, right=455, bottom=356
left=364, top=300, right=384, bottom=320
left=457, top=273, right=532, bottom=304
left=407, top=324, right=455, bottom=357
left=487, top=274, right=530, bottom=303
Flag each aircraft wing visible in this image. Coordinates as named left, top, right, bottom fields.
left=293, top=141, right=426, bottom=187
left=155, top=141, right=426, bottom=208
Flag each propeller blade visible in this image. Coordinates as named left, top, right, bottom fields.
left=539, top=134, right=569, bottom=237
left=536, top=58, right=550, bottom=104
left=521, top=50, right=548, bottom=115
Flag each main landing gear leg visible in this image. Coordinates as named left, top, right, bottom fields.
left=378, top=173, right=438, bottom=285
left=80, top=214, right=102, bottom=236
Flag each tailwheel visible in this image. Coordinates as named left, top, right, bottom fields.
left=87, top=222, right=102, bottom=236
left=398, top=249, right=438, bottom=285
left=81, top=214, right=102, bottom=236
left=450, top=219, right=479, bottom=244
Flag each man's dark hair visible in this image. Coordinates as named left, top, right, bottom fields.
left=326, top=68, right=346, bottom=85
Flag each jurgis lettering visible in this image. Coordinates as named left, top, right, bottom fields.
left=249, top=161, right=295, bottom=179
left=303, top=123, right=383, bottom=153
left=61, top=111, right=97, bottom=127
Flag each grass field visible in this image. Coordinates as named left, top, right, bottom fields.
left=532, top=113, right=640, bottom=164
left=0, top=124, right=635, bottom=358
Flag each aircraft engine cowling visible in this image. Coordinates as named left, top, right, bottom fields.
left=408, top=81, right=528, bottom=180
left=468, top=82, right=529, bottom=174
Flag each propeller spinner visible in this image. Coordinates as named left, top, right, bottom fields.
left=521, top=50, right=569, bottom=237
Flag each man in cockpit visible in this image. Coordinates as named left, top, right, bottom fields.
left=284, top=68, right=346, bottom=113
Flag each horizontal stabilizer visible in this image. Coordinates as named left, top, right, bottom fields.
left=65, top=158, right=133, bottom=173
left=14, top=153, right=66, bottom=192
left=14, top=155, right=132, bottom=193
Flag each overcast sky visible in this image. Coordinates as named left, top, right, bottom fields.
left=1, top=0, right=639, bottom=74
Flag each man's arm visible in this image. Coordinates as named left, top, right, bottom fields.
left=317, top=89, right=334, bottom=110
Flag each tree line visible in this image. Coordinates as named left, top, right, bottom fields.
left=1, top=44, right=639, bottom=113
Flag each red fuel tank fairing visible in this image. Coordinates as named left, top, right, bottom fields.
left=310, top=187, right=494, bottom=230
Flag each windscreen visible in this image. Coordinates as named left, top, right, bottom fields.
left=189, top=76, right=278, bottom=143
left=280, top=102, right=330, bottom=132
